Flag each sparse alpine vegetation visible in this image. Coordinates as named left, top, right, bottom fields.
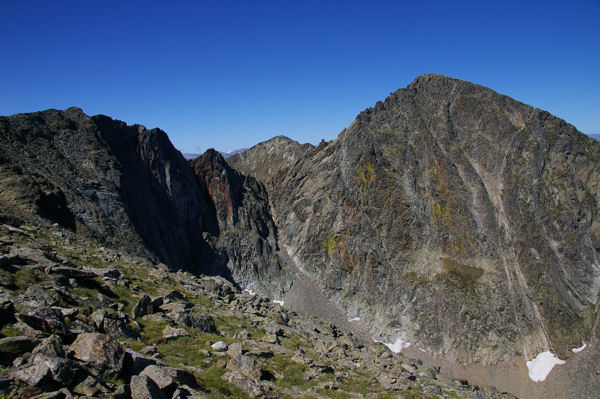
left=0, top=222, right=513, bottom=398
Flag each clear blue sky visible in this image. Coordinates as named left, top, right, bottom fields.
left=2, top=1, right=599, bottom=153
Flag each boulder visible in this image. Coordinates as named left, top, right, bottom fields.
left=132, top=295, right=152, bottom=319
left=304, top=363, right=334, bottom=380
left=91, top=309, right=108, bottom=330
left=31, top=335, right=64, bottom=358
left=226, top=345, right=263, bottom=381
left=139, top=365, right=198, bottom=397
left=223, top=370, right=264, bottom=398
left=162, top=326, right=190, bottom=340
left=103, top=317, right=140, bottom=339
left=227, top=342, right=243, bottom=358
left=0, top=275, right=14, bottom=288
left=173, top=312, right=216, bottom=333
left=16, top=307, right=69, bottom=336
left=27, top=388, right=74, bottom=399
left=123, top=348, right=165, bottom=376
left=130, top=375, right=168, bottom=399
left=33, top=354, right=83, bottom=387
left=210, top=341, right=227, bottom=351
left=132, top=295, right=163, bottom=319
left=23, top=285, right=59, bottom=307
left=69, top=333, right=125, bottom=372
left=72, top=375, right=110, bottom=397
left=164, top=290, right=186, bottom=301
left=8, top=361, right=52, bottom=388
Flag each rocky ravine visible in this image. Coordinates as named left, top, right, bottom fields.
left=229, top=74, right=600, bottom=368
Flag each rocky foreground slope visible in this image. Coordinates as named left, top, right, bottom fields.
left=229, top=74, right=600, bottom=365
left=0, top=221, right=513, bottom=398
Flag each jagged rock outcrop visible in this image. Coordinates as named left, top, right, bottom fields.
left=190, top=150, right=289, bottom=295
left=229, top=74, right=600, bottom=364
left=0, top=108, right=286, bottom=295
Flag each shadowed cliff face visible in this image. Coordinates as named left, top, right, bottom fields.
left=190, top=150, right=289, bottom=296
left=0, top=108, right=287, bottom=295
left=92, top=114, right=216, bottom=272
left=229, top=74, right=600, bottom=364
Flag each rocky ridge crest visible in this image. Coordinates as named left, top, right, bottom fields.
left=0, top=109, right=287, bottom=298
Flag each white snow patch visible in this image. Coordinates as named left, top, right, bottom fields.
left=348, top=317, right=361, bottom=322
left=272, top=300, right=284, bottom=306
left=526, top=351, right=565, bottom=382
left=243, top=289, right=256, bottom=296
left=373, top=337, right=411, bottom=353
left=572, top=342, right=587, bottom=353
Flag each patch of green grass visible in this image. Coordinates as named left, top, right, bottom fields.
left=187, top=295, right=213, bottom=308
left=281, top=333, right=306, bottom=351
left=13, top=268, right=39, bottom=290
left=441, top=258, right=483, bottom=289
left=122, top=338, right=144, bottom=352
left=264, top=354, right=312, bottom=391
left=197, top=366, right=251, bottom=399
left=157, top=334, right=218, bottom=368
left=138, top=318, right=169, bottom=344
left=111, top=285, right=136, bottom=314
left=442, top=389, right=463, bottom=399
left=0, top=323, right=20, bottom=337
left=71, top=285, right=102, bottom=299
left=397, top=390, right=426, bottom=398
left=212, top=314, right=264, bottom=340
left=103, top=374, right=125, bottom=387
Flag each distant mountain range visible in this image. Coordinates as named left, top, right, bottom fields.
left=588, top=133, right=600, bottom=141
left=182, top=148, right=247, bottom=160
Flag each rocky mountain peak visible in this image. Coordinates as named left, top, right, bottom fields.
left=229, top=75, right=600, bottom=369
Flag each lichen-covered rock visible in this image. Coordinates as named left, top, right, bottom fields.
left=223, top=370, right=265, bottom=398
left=8, top=361, right=52, bottom=388
left=31, top=335, right=64, bottom=358
left=69, top=333, right=124, bottom=372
